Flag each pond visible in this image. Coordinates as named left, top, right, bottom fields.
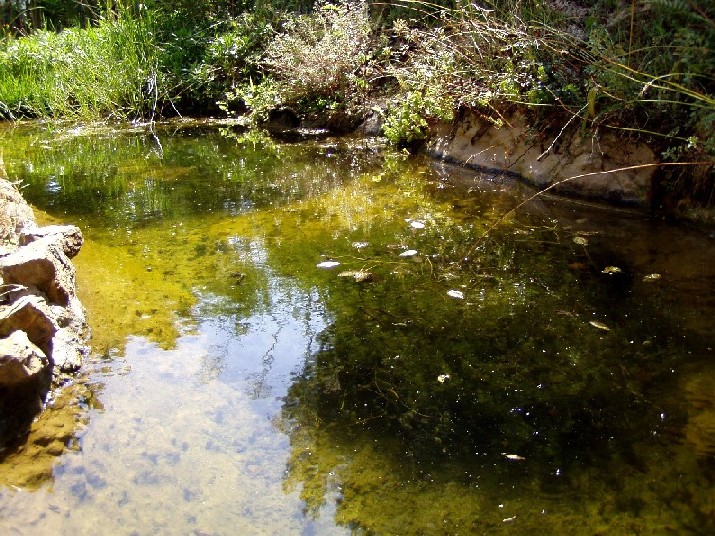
left=1, top=120, right=714, bottom=534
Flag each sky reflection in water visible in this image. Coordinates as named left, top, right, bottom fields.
left=1, top=121, right=714, bottom=535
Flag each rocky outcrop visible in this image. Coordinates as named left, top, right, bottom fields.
left=0, top=177, right=89, bottom=442
left=427, top=110, right=658, bottom=205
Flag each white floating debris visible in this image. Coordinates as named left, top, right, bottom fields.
left=410, top=220, right=426, bottom=229
left=316, top=261, right=340, bottom=269
left=589, top=320, right=610, bottom=331
left=447, top=290, right=464, bottom=299
left=503, top=454, right=526, bottom=461
left=502, top=516, right=517, bottom=524
left=437, top=374, right=451, bottom=383
left=573, top=236, right=588, bottom=246
left=602, top=266, right=622, bottom=274
left=352, top=241, right=369, bottom=249
left=399, top=249, right=418, bottom=257
left=643, top=273, right=661, bottom=282
left=338, top=270, right=373, bottom=282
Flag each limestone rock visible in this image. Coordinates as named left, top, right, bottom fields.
left=0, top=177, right=88, bottom=447
left=0, top=329, right=49, bottom=386
left=20, top=224, right=84, bottom=259
left=0, top=236, right=77, bottom=306
left=0, top=179, right=35, bottom=245
left=51, top=327, right=89, bottom=372
left=0, top=330, right=52, bottom=445
left=428, top=111, right=657, bottom=205
left=0, top=295, right=56, bottom=357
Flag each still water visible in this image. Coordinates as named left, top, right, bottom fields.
left=1, top=120, right=714, bottom=534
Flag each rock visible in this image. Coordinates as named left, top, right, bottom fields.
left=0, top=178, right=35, bottom=245
left=357, top=110, right=383, bottom=136
left=427, top=110, right=657, bottom=205
left=0, top=329, right=49, bottom=385
left=269, top=127, right=331, bottom=143
left=51, top=327, right=88, bottom=373
left=0, top=295, right=56, bottom=357
left=266, top=106, right=301, bottom=130
left=0, top=330, right=52, bottom=444
left=50, top=297, right=87, bottom=335
left=19, top=224, right=84, bottom=259
left=0, top=236, right=77, bottom=306
left=0, top=177, right=88, bottom=448
left=326, top=108, right=365, bottom=134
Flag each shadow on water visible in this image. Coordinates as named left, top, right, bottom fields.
left=0, top=120, right=714, bottom=534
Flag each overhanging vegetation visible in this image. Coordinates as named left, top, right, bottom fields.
left=0, top=0, right=713, bottom=206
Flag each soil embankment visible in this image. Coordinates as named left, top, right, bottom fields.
left=426, top=110, right=658, bottom=206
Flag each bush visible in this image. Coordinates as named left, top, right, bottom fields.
left=262, top=0, right=372, bottom=102
left=186, top=11, right=276, bottom=110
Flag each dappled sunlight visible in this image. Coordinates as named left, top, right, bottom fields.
left=1, top=122, right=714, bottom=534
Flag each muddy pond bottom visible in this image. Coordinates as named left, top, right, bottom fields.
left=1, top=121, right=715, bottom=535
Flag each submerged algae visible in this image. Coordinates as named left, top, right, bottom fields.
left=0, top=382, right=93, bottom=490
left=0, top=121, right=714, bottom=534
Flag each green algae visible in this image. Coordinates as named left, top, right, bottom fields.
left=0, top=382, right=92, bottom=490
left=1, top=121, right=714, bottom=534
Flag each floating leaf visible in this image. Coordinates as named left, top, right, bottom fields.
left=399, top=249, right=418, bottom=257
left=447, top=290, right=464, bottom=299
left=573, top=236, right=588, bottom=246
left=338, top=270, right=373, bottom=282
left=589, top=320, right=610, bottom=331
left=643, top=273, right=661, bottom=282
left=602, top=266, right=622, bottom=274
left=316, top=260, right=340, bottom=269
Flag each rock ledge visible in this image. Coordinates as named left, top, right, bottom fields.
left=0, top=178, right=89, bottom=442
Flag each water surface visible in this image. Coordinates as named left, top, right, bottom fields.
left=1, top=120, right=714, bottom=535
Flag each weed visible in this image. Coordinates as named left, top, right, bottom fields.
left=0, top=10, right=160, bottom=120
left=262, top=0, right=372, bottom=103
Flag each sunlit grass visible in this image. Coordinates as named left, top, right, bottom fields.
left=0, top=16, right=158, bottom=120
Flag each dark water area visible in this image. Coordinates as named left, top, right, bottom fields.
left=1, top=120, right=714, bottom=534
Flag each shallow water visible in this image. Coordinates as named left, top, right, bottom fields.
left=1, top=120, right=714, bottom=535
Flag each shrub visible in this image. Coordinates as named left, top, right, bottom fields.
left=187, top=11, right=276, bottom=110
left=262, top=0, right=372, bottom=102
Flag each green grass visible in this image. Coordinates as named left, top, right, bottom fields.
left=0, top=15, right=159, bottom=120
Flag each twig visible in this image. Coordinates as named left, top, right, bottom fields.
left=465, top=161, right=715, bottom=258
left=537, top=105, right=587, bottom=161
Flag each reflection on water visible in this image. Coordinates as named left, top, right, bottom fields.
left=0, top=288, right=343, bottom=534
left=0, top=121, right=714, bottom=534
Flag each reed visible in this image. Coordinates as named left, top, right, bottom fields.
left=0, top=11, right=159, bottom=120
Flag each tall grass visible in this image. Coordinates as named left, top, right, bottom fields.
left=0, top=12, right=159, bottom=120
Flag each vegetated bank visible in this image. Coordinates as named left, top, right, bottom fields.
left=0, top=0, right=713, bottom=213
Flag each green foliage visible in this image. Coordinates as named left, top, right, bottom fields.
left=0, top=0, right=711, bottom=204
left=0, top=12, right=159, bottom=119
left=262, top=0, right=372, bottom=102
left=382, top=89, right=452, bottom=147
left=186, top=11, right=276, bottom=109
left=229, top=80, right=283, bottom=123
